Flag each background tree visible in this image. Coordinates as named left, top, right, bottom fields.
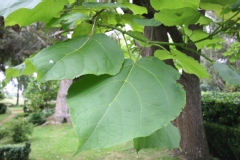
left=24, top=75, right=59, bottom=112
left=0, top=17, right=57, bottom=104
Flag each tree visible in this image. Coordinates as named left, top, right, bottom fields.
left=0, top=17, right=57, bottom=105
left=24, top=75, right=59, bottom=112
left=131, top=1, right=209, bottom=159
left=2, top=0, right=240, bottom=159
left=46, top=79, right=72, bottom=124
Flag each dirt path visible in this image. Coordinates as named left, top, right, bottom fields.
left=0, top=110, right=23, bottom=125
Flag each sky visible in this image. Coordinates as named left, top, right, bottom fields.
left=0, top=72, right=20, bottom=95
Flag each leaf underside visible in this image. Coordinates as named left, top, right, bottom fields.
left=134, top=123, right=181, bottom=152
left=67, top=57, right=185, bottom=153
left=214, top=62, right=240, bottom=84
left=30, top=33, right=124, bottom=82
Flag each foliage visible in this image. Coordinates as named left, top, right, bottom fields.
left=0, top=142, right=31, bottom=160
left=225, top=84, right=240, bottom=92
left=204, top=122, right=240, bottom=160
left=2, top=0, right=240, bottom=153
left=42, top=108, right=54, bottom=118
left=200, top=83, right=219, bottom=92
left=4, top=118, right=33, bottom=142
left=0, top=103, right=7, bottom=114
left=0, top=92, right=5, bottom=101
left=28, top=112, right=46, bottom=125
left=202, top=92, right=240, bottom=127
left=14, top=112, right=29, bottom=119
left=0, top=126, right=9, bottom=140
left=24, top=75, right=59, bottom=112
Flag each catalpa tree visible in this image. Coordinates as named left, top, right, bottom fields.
left=1, top=0, right=240, bottom=159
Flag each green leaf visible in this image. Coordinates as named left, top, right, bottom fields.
left=121, top=14, right=144, bottom=32
left=82, top=2, right=123, bottom=9
left=154, top=7, right=201, bottom=26
left=5, top=59, right=36, bottom=84
left=68, top=0, right=75, bottom=4
left=121, top=2, right=147, bottom=15
left=200, top=0, right=236, bottom=7
left=5, top=0, right=68, bottom=27
left=46, top=12, right=90, bottom=31
left=214, top=62, right=240, bottom=84
left=196, top=15, right=213, bottom=25
left=155, top=50, right=209, bottom=78
left=30, top=33, right=124, bottom=82
left=82, top=2, right=147, bottom=15
left=133, top=18, right=162, bottom=27
left=0, top=0, right=41, bottom=18
left=127, top=31, right=148, bottom=42
left=151, top=0, right=199, bottom=10
left=231, top=0, right=240, bottom=11
left=184, top=28, right=223, bottom=50
left=67, top=57, right=185, bottom=152
left=134, top=123, right=180, bottom=152
left=72, top=23, right=92, bottom=38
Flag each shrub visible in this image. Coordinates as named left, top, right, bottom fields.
left=204, top=122, right=240, bottom=160
left=0, top=92, right=5, bottom=101
left=0, top=103, right=7, bottom=114
left=202, top=92, right=240, bottom=127
left=0, top=142, right=31, bottom=160
left=28, top=112, right=46, bottom=125
left=24, top=76, right=59, bottom=112
left=14, top=113, right=29, bottom=119
left=0, top=125, right=9, bottom=140
left=42, top=108, right=55, bottom=118
left=4, top=118, right=33, bottom=142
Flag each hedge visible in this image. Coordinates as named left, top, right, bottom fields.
left=204, top=122, right=240, bottom=160
left=202, top=92, right=240, bottom=127
left=0, top=142, right=31, bottom=160
left=0, top=103, right=7, bottom=114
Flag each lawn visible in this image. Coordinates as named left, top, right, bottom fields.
left=0, top=109, right=11, bottom=122
left=9, top=106, right=23, bottom=111
left=0, top=124, right=179, bottom=160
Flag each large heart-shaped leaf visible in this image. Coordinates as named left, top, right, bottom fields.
left=30, top=33, right=124, bottom=82
left=214, top=62, right=240, bottom=84
left=67, top=57, right=185, bottom=153
left=134, top=123, right=180, bottom=152
left=5, top=33, right=124, bottom=83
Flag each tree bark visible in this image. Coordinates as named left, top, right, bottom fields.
left=16, top=80, right=20, bottom=106
left=167, top=24, right=210, bottom=159
left=46, top=79, right=72, bottom=124
left=132, top=1, right=210, bottom=159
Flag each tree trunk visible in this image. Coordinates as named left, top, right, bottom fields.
left=16, top=78, right=20, bottom=106
left=167, top=25, right=210, bottom=159
left=46, top=79, right=72, bottom=124
left=132, top=1, right=210, bottom=159
left=174, top=72, right=209, bottom=160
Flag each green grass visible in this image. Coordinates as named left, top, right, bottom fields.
left=10, top=106, right=23, bottom=111
left=0, top=124, right=179, bottom=160
left=0, top=109, right=11, bottom=122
